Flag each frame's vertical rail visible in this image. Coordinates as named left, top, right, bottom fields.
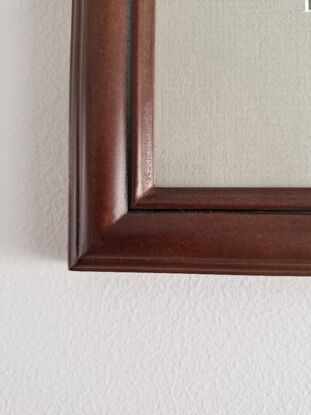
left=69, top=0, right=129, bottom=267
left=131, top=0, right=155, bottom=206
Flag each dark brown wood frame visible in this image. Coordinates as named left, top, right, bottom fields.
left=69, top=0, right=311, bottom=275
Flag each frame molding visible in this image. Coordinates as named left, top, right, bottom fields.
left=69, top=0, right=311, bottom=275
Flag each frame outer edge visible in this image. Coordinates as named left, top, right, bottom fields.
left=69, top=0, right=82, bottom=268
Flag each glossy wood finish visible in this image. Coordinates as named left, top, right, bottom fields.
left=69, top=0, right=128, bottom=265
left=134, top=187, right=311, bottom=211
left=131, top=0, right=155, bottom=204
left=74, top=212, right=311, bottom=275
left=69, top=0, right=311, bottom=275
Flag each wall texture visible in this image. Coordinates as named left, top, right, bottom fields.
left=155, top=0, right=311, bottom=187
left=1, top=1, right=311, bottom=414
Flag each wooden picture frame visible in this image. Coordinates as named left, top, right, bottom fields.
left=69, top=0, right=311, bottom=275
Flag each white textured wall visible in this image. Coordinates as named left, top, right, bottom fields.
left=1, top=1, right=311, bottom=414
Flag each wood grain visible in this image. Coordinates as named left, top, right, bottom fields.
left=69, top=0, right=128, bottom=266
left=73, top=211, right=311, bottom=276
left=131, top=0, right=155, bottom=205
left=134, top=187, right=311, bottom=211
